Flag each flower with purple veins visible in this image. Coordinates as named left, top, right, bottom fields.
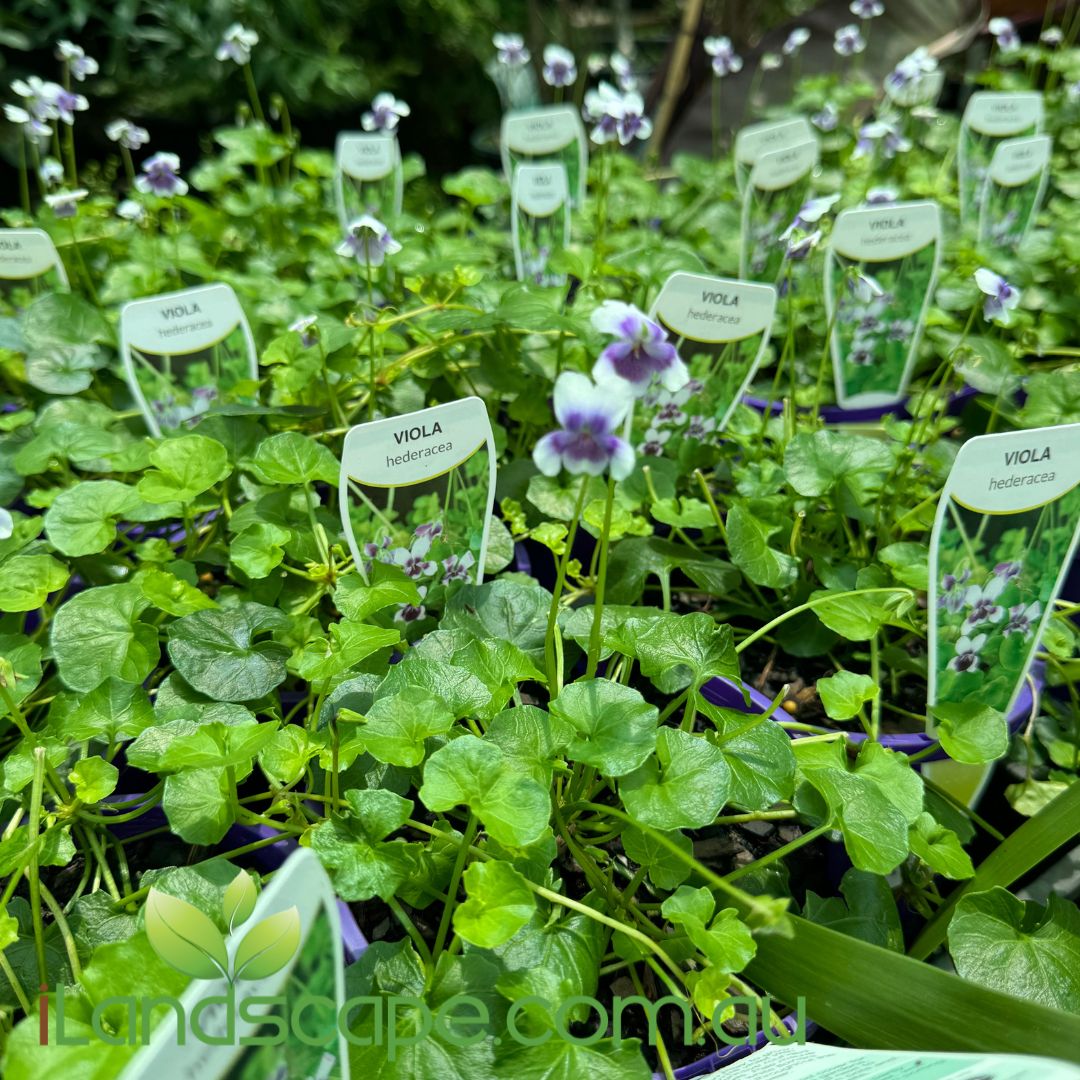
left=850, top=346, right=875, bottom=367
left=50, top=86, right=89, bottom=126
left=848, top=270, right=884, bottom=303
left=941, top=569, right=972, bottom=613
left=949, top=633, right=987, bottom=672
left=4, top=104, right=52, bottom=139
left=685, top=415, right=717, bottom=440
left=543, top=45, right=577, bottom=88
left=704, top=36, right=743, bottom=78
left=812, top=102, right=838, bottom=131
left=395, top=585, right=428, bottom=623
left=38, top=157, right=64, bottom=186
left=963, top=576, right=1007, bottom=630
left=783, top=28, right=810, bottom=56
left=533, top=371, right=635, bottom=480
left=136, top=152, right=188, bottom=197
left=887, top=318, right=914, bottom=341
left=783, top=229, right=822, bottom=261
left=106, top=118, right=149, bottom=150
left=834, top=24, right=866, bottom=56
left=993, top=561, right=1022, bottom=581
left=215, top=23, right=259, bottom=65
left=639, top=427, right=670, bottom=456
left=337, top=214, right=402, bottom=266
left=853, top=118, right=911, bottom=159
left=583, top=82, right=625, bottom=145
left=362, top=93, right=410, bottom=133
left=1003, top=601, right=1040, bottom=638
left=591, top=300, right=689, bottom=395
left=988, top=17, right=1020, bottom=53
left=414, top=521, right=444, bottom=540
left=974, top=268, right=1021, bottom=326
left=290, top=315, right=319, bottom=348
left=616, top=91, right=652, bottom=145
left=493, top=33, right=530, bottom=67
left=850, top=0, right=884, bottom=18
left=442, top=552, right=476, bottom=584
left=44, top=188, right=88, bottom=218
left=11, top=77, right=61, bottom=122
left=655, top=401, right=687, bottom=425
left=56, top=41, right=98, bottom=81
left=391, top=535, right=438, bottom=579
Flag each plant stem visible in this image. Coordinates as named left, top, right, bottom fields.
left=727, top=822, right=832, bottom=881
left=387, top=896, right=433, bottom=970
left=544, top=475, right=590, bottom=691
left=27, top=749, right=48, bottom=988
left=432, top=814, right=477, bottom=962
left=585, top=476, right=616, bottom=678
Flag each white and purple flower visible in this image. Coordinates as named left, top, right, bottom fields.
left=533, top=371, right=635, bottom=480
left=974, top=268, right=1021, bottom=325
left=337, top=214, right=402, bottom=266
left=391, top=535, right=438, bottom=579
left=1041, top=27, right=1064, bottom=46
left=783, top=28, right=810, bottom=56
left=704, top=36, right=743, bottom=78
left=44, top=188, right=88, bottom=218
left=362, top=92, right=410, bottom=133
left=135, top=152, right=188, bottom=197
left=56, top=41, right=99, bottom=81
left=988, top=17, right=1021, bottom=53
left=583, top=82, right=625, bottom=144
left=117, top=199, right=145, bottom=222
left=543, top=45, right=577, bottom=88
left=834, top=24, right=866, bottom=56
left=865, top=186, right=898, bottom=205
left=1003, top=601, right=1040, bottom=638
left=38, top=157, right=64, bottom=187
left=850, top=0, right=884, bottom=18
left=290, top=315, right=319, bottom=348
left=949, top=633, right=987, bottom=673
left=215, top=23, right=259, bottom=65
left=494, top=32, right=530, bottom=67
left=51, top=86, right=89, bottom=126
left=442, top=552, right=476, bottom=584
left=853, top=118, right=911, bottom=159
left=591, top=300, right=688, bottom=395
left=779, top=193, right=840, bottom=242
left=638, top=427, right=671, bottom=456
left=963, top=576, right=1007, bottom=630
left=616, top=91, right=651, bottom=145
left=941, top=568, right=972, bottom=613
left=812, top=102, right=839, bottom=132
left=106, top=118, right=150, bottom=150
left=395, top=585, right=428, bottom=623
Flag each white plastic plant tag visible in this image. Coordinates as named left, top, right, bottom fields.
left=928, top=422, right=1080, bottom=727
left=977, top=134, right=1052, bottom=251
left=0, top=228, right=69, bottom=292
left=119, top=283, right=259, bottom=437
left=639, top=273, right=777, bottom=447
left=501, top=104, right=587, bottom=207
left=511, top=162, right=570, bottom=285
left=740, top=139, right=819, bottom=283
left=824, top=200, right=942, bottom=409
left=121, top=849, right=350, bottom=1080
left=958, top=91, right=1043, bottom=225
left=334, top=131, right=404, bottom=230
left=733, top=117, right=816, bottom=195
left=705, top=1042, right=1080, bottom=1080
left=339, top=398, right=497, bottom=618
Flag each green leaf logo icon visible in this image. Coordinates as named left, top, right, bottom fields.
left=223, top=870, right=258, bottom=932
left=232, top=907, right=301, bottom=982
left=145, top=888, right=229, bottom=980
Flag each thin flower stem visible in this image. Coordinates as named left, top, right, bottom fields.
left=585, top=476, right=616, bottom=678
left=27, top=749, right=48, bottom=988
left=726, top=822, right=831, bottom=882
left=544, top=475, right=591, bottom=691
left=387, top=896, right=433, bottom=970
left=18, top=137, right=31, bottom=215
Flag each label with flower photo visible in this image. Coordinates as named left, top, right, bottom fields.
left=645, top=272, right=777, bottom=438
left=733, top=117, right=816, bottom=195
left=338, top=398, right=498, bottom=627
left=957, top=91, right=1043, bottom=225
left=333, top=132, right=403, bottom=229
left=927, top=422, right=1080, bottom=728
left=740, top=139, right=820, bottom=283
left=825, top=200, right=942, bottom=409
left=0, top=227, right=69, bottom=292
left=122, top=849, right=349, bottom=1080
left=501, top=104, right=588, bottom=206
left=977, top=134, right=1052, bottom=251
left=511, top=163, right=570, bottom=286
left=119, top=283, right=259, bottom=437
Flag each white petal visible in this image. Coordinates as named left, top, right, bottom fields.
left=552, top=370, right=600, bottom=423
left=973, top=267, right=1003, bottom=296
left=609, top=439, right=636, bottom=480
left=659, top=357, right=691, bottom=393
left=591, top=299, right=640, bottom=336
left=532, top=432, right=563, bottom=476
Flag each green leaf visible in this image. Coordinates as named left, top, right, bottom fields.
left=784, top=430, right=893, bottom=496
left=162, top=768, right=233, bottom=845
left=51, top=584, right=160, bottom=692
left=420, top=735, right=550, bottom=847
left=21, top=291, right=112, bottom=349
left=293, top=621, right=400, bottom=686
left=134, top=567, right=217, bottom=616
left=126, top=704, right=275, bottom=772
left=58, top=679, right=155, bottom=742
left=377, top=659, right=490, bottom=722
left=701, top=701, right=796, bottom=811
left=454, top=861, right=535, bottom=948
left=909, top=812, right=975, bottom=880
left=818, top=671, right=879, bottom=721
left=878, top=542, right=930, bottom=590
left=45, top=480, right=167, bottom=557
left=230, top=522, right=292, bottom=578
left=137, top=434, right=231, bottom=504
left=168, top=603, right=290, bottom=701
left=233, top=907, right=301, bottom=981
left=621, top=826, right=692, bottom=890
left=0, top=636, right=41, bottom=722
left=948, top=888, right=1080, bottom=1012
left=223, top=870, right=258, bottom=932
left=69, top=757, right=119, bottom=804
left=24, top=344, right=103, bottom=394
left=632, top=613, right=739, bottom=691
left=144, top=887, right=229, bottom=979
left=930, top=701, right=1009, bottom=765
left=620, top=729, right=730, bottom=830
left=804, top=867, right=903, bottom=950
left=661, top=886, right=756, bottom=973
left=0, top=555, right=68, bottom=611
left=442, top=579, right=552, bottom=663
left=335, top=567, right=421, bottom=621
left=353, top=686, right=455, bottom=767
left=442, top=167, right=506, bottom=207
left=650, top=496, right=717, bottom=529
left=483, top=706, right=571, bottom=787
left=248, top=431, right=339, bottom=485
left=809, top=588, right=913, bottom=640
left=497, top=1039, right=652, bottom=1079
left=549, top=680, right=658, bottom=777
left=726, top=503, right=799, bottom=588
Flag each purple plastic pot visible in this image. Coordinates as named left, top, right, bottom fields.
left=663, top=1013, right=810, bottom=1079
left=105, top=795, right=367, bottom=962
left=701, top=664, right=1040, bottom=761
left=743, top=385, right=978, bottom=424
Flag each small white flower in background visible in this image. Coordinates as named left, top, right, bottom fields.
left=761, top=52, right=783, bottom=72
left=290, top=315, right=319, bottom=348
left=50, top=86, right=89, bottom=126
left=782, top=229, right=822, bottom=261
left=116, top=199, right=145, bottom=222
left=106, top=118, right=150, bottom=150
left=4, top=103, right=52, bottom=139
left=949, top=633, right=987, bottom=673
left=38, top=157, right=64, bottom=186
left=1041, top=27, right=1063, bottom=46
left=56, top=40, right=99, bottom=80
left=962, top=575, right=1007, bottom=630
left=849, top=269, right=885, bottom=303
left=812, top=102, right=838, bottom=131
left=1004, top=601, right=1041, bottom=638
left=988, top=17, right=1020, bottom=52
left=850, top=0, right=885, bottom=18
left=639, top=427, right=671, bottom=456
left=780, top=193, right=840, bottom=241
left=704, top=36, right=743, bottom=78
left=783, top=28, right=810, bottom=56
left=11, top=76, right=62, bottom=125
left=865, top=186, right=898, bottom=205
left=336, top=214, right=402, bottom=266
left=610, top=52, right=637, bottom=92
left=543, top=44, right=577, bottom=88
left=215, top=23, right=259, bottom=64
left=586, top=52, right=607, bottom=76
left=135, top=152, right=188, bottom=197
left=362, top=92, right=410, bottom=133
left=493, top=32, right=530, bottom=67
left=583, top=81, right=625, bottom=144
left=974, top=268, right=1021, bottom=325
left=1069, top=81, right=1080, bottom=103
left=44, top=188, right=88, bottom=219
left=834, top=24, right=866, bottom=57
left=853, top=118, right=911, bottom=159
left=685, top=415, right=717, bottom=441
left=616, top=90, right=651, bottom=145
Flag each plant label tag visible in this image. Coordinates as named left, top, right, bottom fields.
left=958, top=91, right=1043, bottom=225
left=119, top=283, right=259, bottom=437
left=644, top=272, right=777, bottom=438
left=501, top=104, right=588, bottom=207
left=740, top=139, right=819, bottom=283
left=339, top=397, right=498, bottom=612
left=927, top=422, right=1080, bottom=729
left=122, top=849, right=350, bottom=1080
left=0, top=228, right=69, bottom=289
left=733, top=117, right=816, bottom=195
left=511, top=162, right=570, bottom=286
left=334, top=132, right=404, bottom=229
left=977, top=134, right=1052, bottom=251
left=825, top=200, right=942, bottom=409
